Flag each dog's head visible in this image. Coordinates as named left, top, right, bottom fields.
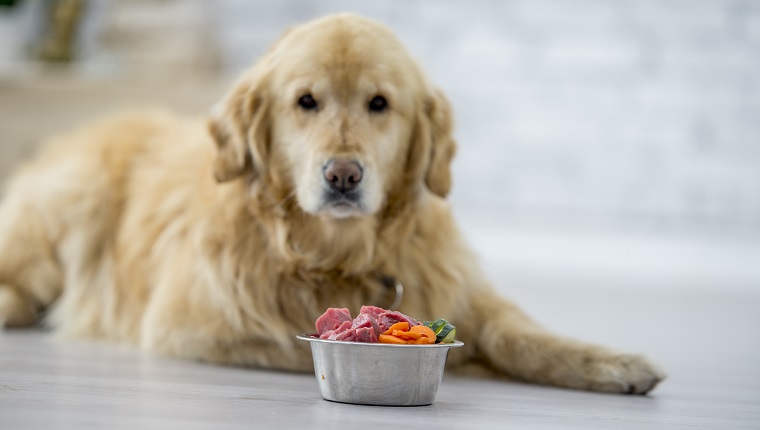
left=208, top=14, right=456, bottom=219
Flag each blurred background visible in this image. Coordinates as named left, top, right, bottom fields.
left=0, top=0, right=758, bottom=307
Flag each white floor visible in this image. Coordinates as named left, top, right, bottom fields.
left=2, top=284, right=759, bottom=430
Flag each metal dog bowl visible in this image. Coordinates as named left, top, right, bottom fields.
left=297, top=334, right=463, bottom=406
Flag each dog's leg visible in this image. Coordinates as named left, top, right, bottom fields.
left=141, top=317, right=313, bottom=372
left=466, top=290, right=666, bottom=394
left=139, top=279, right=313, bottom=371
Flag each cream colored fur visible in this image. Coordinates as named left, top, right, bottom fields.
left=0, top=14, right=664, bottom=394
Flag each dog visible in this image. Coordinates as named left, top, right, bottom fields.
left=0, top=13, right=664, bottom=394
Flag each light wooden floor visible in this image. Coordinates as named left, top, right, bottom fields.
left=2, top=287, right=759, bottom=430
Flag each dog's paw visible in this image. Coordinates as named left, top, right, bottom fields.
left=584, top=352, right=666, bottom=394
left=0, top=285, right=38, bottom=328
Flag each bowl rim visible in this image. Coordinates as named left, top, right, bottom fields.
left=296, top=333, right=464, bottom=348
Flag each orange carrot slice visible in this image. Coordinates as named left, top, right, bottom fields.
left=410, top=325, right=436, bottom=342
left=380, top=323, right=436, bottom=345
left=383, top=322, right=410, bottom=335
left=379, top=334, right=407, bottom=344
left=393, top=330, right=422, bottom=340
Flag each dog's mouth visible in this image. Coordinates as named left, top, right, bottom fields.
left=320, top=190, right=364, bottom=218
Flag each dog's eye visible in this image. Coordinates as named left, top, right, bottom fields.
left=368, top=95, right=388, bottom=112
left=298, top=94, right=318, bottom=110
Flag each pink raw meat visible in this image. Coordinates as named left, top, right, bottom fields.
left=313, top=305, right=420, bottom=343
left=315, top=308, right=351, bottom=336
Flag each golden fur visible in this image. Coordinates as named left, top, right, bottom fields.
left=0, top=14, right=664, bottom=393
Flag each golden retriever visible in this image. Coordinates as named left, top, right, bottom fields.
left=0, top=13, right=664, bottom=394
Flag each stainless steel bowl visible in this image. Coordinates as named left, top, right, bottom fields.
left=297, top=334, right=463, bottom=406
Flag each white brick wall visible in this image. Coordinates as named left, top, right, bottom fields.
left=3, top=0, right=756, bottom=235
left=213, top=0, right=760, bottom=234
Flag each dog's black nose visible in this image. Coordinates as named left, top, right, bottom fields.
left=324, top=159, right=362, bottom=192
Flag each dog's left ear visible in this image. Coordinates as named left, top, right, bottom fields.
left=415, top=88, right=457, bottom=198
left=207, top=78, right=269, bottom=183
left=425, top=89, right=457, bottom=197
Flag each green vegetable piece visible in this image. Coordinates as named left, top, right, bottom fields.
left=436, top=323, right=455, bottom=343
left=440, top=327, right=456, bottom=343
left=426, top=318, right=447, bottom=335
left=425, top=318, right=456, bottom=343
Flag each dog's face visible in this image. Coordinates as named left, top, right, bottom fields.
left=268, top=22, right=421, bottom=219
left=208, top=14, right=456, bottom=220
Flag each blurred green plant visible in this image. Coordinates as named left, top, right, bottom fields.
left=0, top=0, right=21, bottom=8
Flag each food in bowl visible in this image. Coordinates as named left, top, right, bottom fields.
left=314, top=305, right=457, bottom=344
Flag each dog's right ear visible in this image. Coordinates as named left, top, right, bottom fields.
left=208, top=28, right=295, bottom=183
left=207, top=78, right=269, bottom=183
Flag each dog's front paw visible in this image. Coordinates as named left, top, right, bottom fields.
left=584, top=352, right=666, bottom=394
